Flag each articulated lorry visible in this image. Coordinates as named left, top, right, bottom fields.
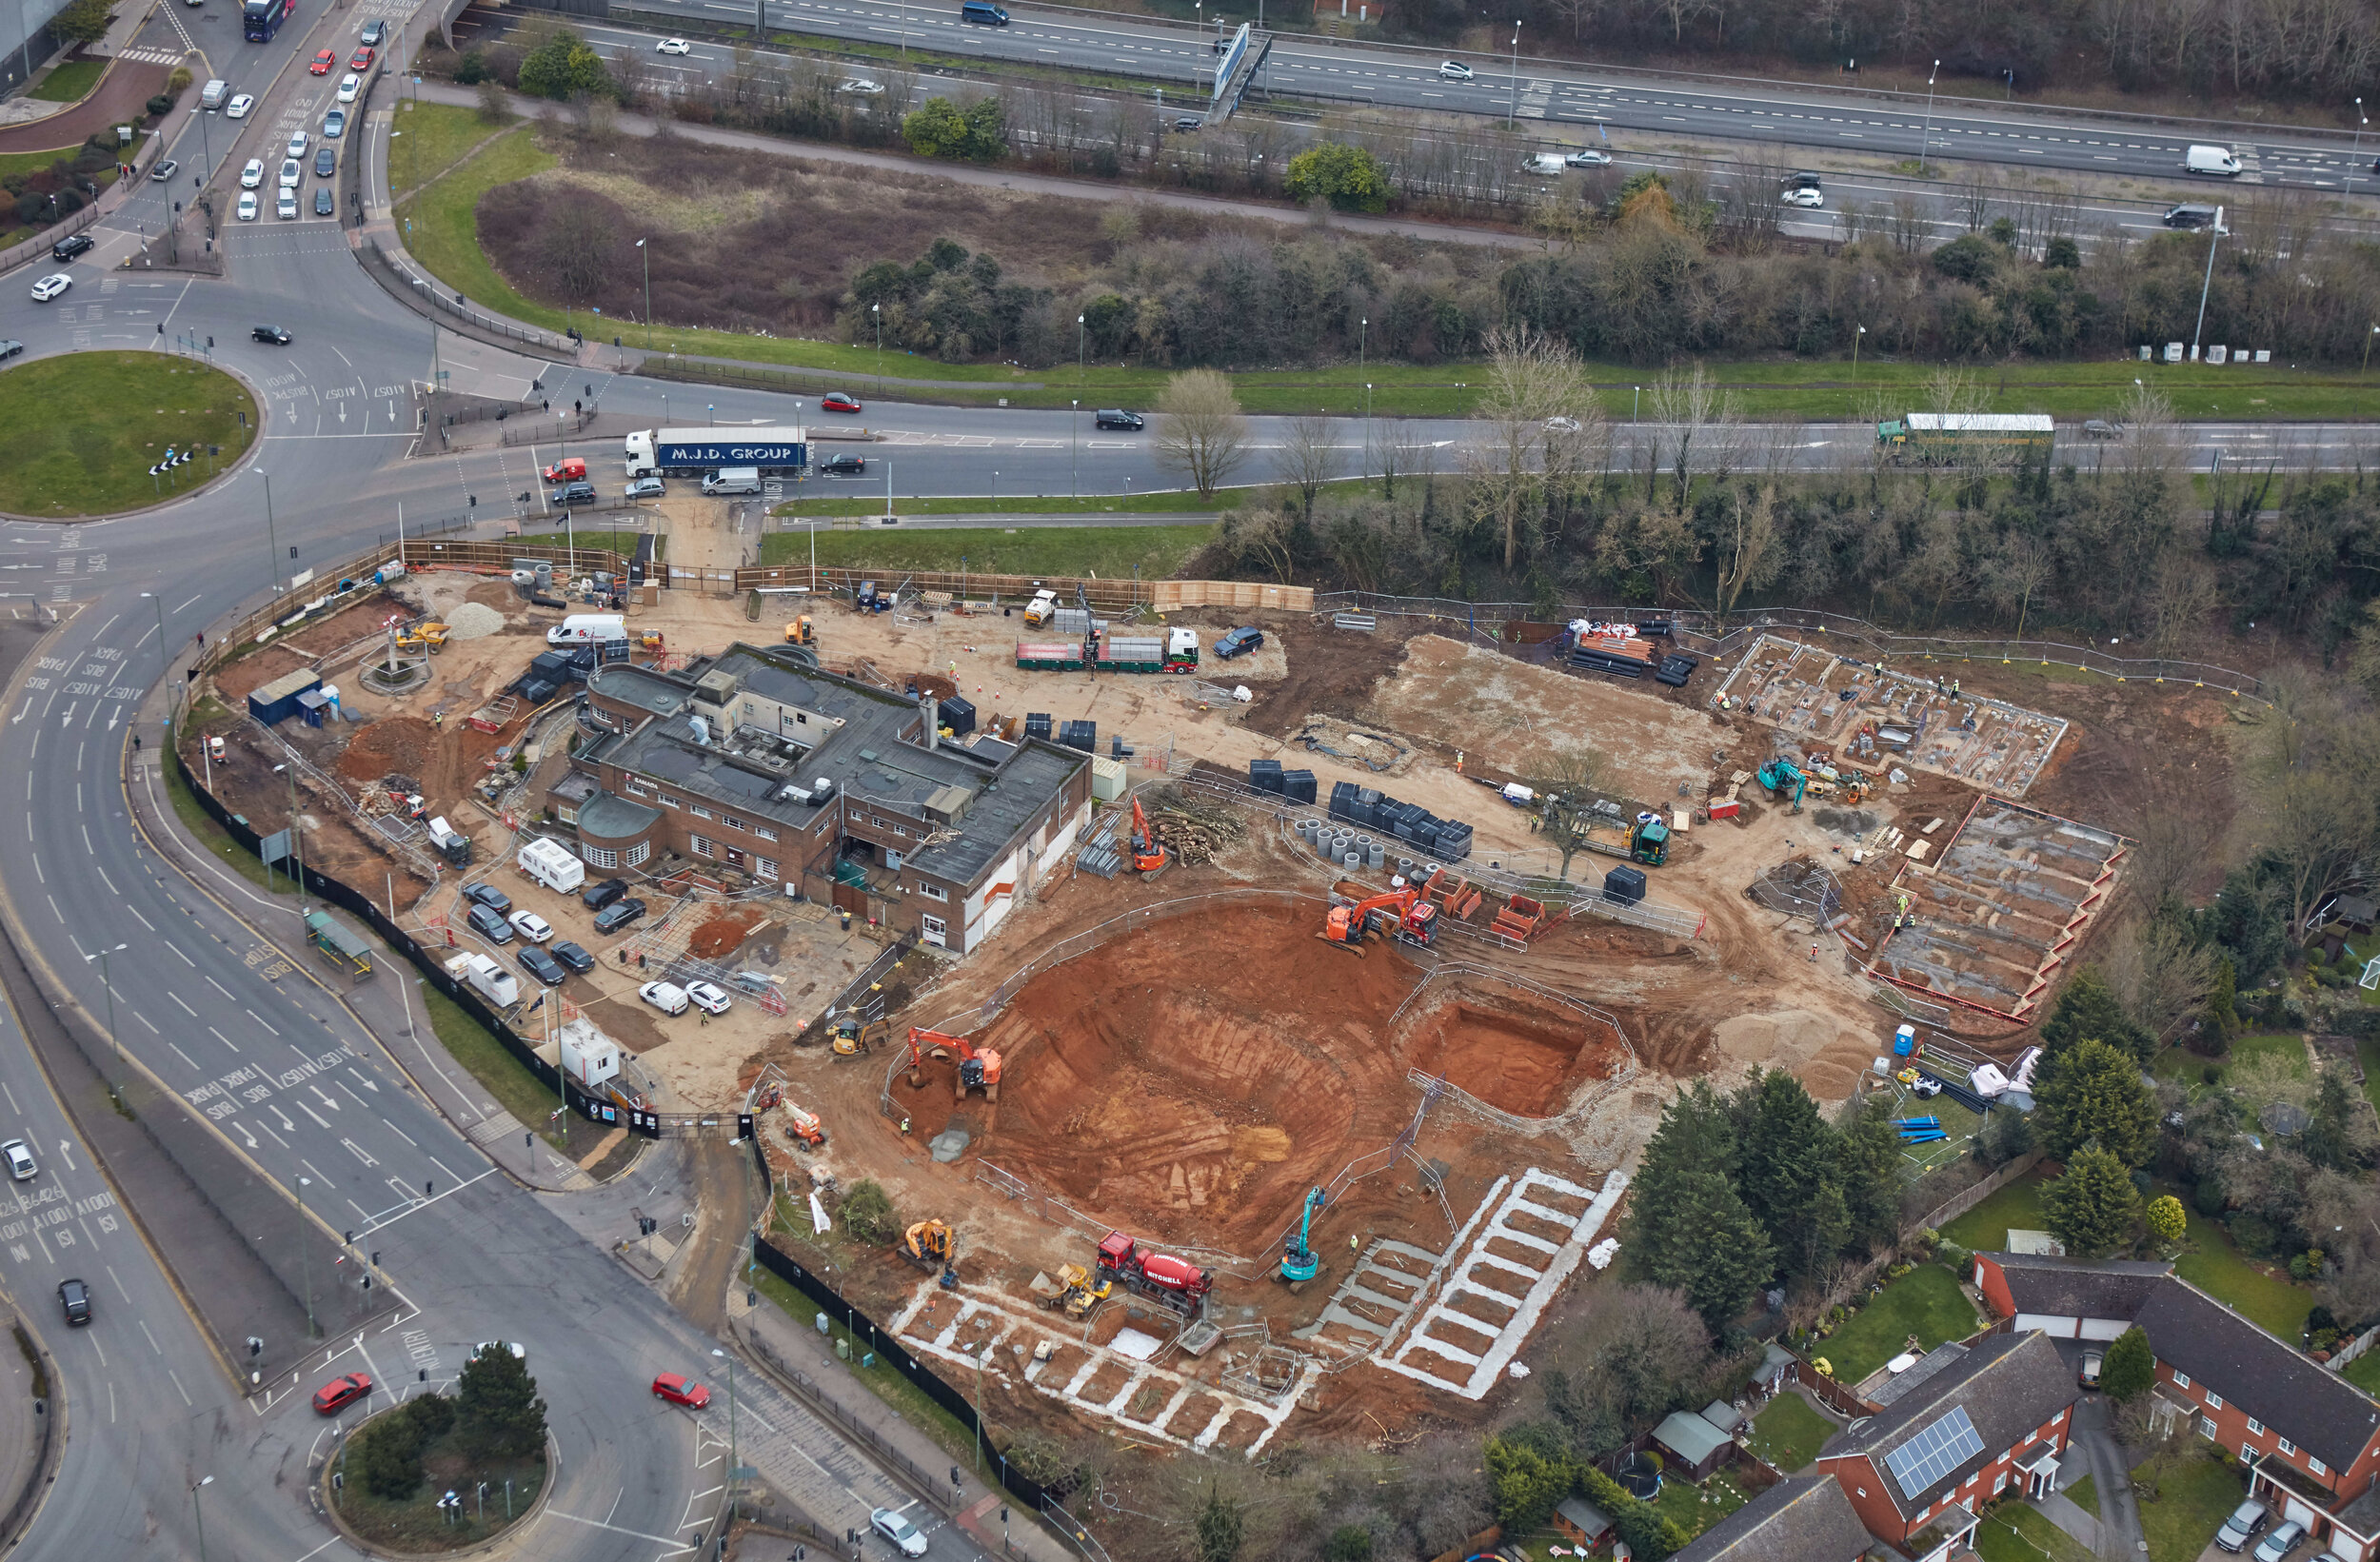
left=1874, top=412, right=2054, bottom=463
left=624, top=426, right=809, bottom=478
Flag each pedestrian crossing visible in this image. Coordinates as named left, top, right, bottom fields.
left=109, top=45, right=189, bottom=65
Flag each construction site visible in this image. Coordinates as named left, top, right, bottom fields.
left=169, top=506, right=2226, bottom=1463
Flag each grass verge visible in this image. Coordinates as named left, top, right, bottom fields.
left=1975, top=1502, right=2095, bottom=1562
left=390, top=121, right=556, bottom=330
left=773, top=488, right=1241, bottom=520
left=1816, top=1263, right=1983, bottom=1384
left=388, top=100, right=514, bottom=198
left=744, top=1261, right=984, bottom=1469
left=328, top=1418, right=546, bottom=1552
left=2066, top=1473, right=2099, bottom=1517
left=29, top=59, right=104, bottom=103
left=507, top=529, right=652, bottom=559
left=1938, top=1170, right=2048, bottom=1254
left=415, top=983, right=574, bottom=1151
left=164, top=750, right=298, bottom=898
left=2136, top=1453, right=2246, bottom=1562
left=0, top=352, right=257, bottom=517
left=755, top=522, right=1216, bottom=577
left=1742, top=1393, right=1834, bottom=1472
left=2172, top=1199, right=2311, bottom=1340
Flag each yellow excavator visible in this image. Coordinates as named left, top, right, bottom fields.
left=902, top=1219, right=954, bottom=1272
left=784, top=616, right=815, bottom=647
left=831, top=1016, right=893, bottom=1058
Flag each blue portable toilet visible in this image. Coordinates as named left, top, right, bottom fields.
left=248, top=668, right=323, bottom=727
left=1894, top=1023, right=1917, bottom=1058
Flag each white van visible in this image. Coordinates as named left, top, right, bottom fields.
left=517, top=837, right=586, bottom=895
left=1521, top=151, right=1567, bottom=176
left=2185, top=144, right=2242, bottom=176
left=702, top=467, right=762, bottom=497
left=449, top=952, right=520, bottom=1009
left=547, top=613, right=626, bottom=646
left=200, top=79, right=230, bottom=109
left=640, top=980, right=690, bottom=1017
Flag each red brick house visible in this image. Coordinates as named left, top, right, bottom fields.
left=1813, top=1331, right=2079, bottom=1559
left=1976, top=1251, right=2380, bottom=1560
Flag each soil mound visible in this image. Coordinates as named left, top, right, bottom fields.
left=336, top=716, right=437, bottom=784
left=689, top=906, right=769, bottom=960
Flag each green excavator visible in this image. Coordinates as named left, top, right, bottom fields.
left=1757, top=760, right=1807, bottom=814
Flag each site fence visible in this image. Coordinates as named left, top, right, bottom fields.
left=365, top=239, right=573, bottom=352
left=0, top=201, right=98, bottom=280
left=789, top=927, right=922, bottom=1049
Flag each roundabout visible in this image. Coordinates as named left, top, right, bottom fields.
left=0, top=349, right=256, bottom=517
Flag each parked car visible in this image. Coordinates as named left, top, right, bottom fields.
left=508, top=910, right=554, bottom=943
left=625, top=475, right=666, bottom=499
left=651, top=1373, right=710, bottom=1408
left=656, top=36, right=692, bottom=52
left=2217, top=1500, right=2271, bottom=1552
left=550, top=940, right=595, bottom=974
left=467, top=904, right=514, bottom=943
left=2077, top=1348, right=2102, bottom=1388
left=56, top=1277, right=89, bottom=1326
left=50, top=233, right=93, bottom=260
left=640, top=981, right=690, bottom=1016
left=2, top=1139, right=35, bottom=1181
left=1212, top=626, right=1263, bottom=660
left=2254, top=1521, right=2309, bottom=1562
left=464, top=881, right=514, bottom=915
left=1093, top=409, right=1143, bottom=431
left=312, top=1373, right=371, bottom=1414
left=593, top=898, right=646, bottom=934
left=684, top=980, right=732, bottom=1017
left=252, top=325, right=291, bottom=344
left=310, top=48, right=337, bottom=73
left=1438, top=59, right=1473, bottom=79
left=518, top=945, right=566, bottom=986
left=871, top=1508, right=930, bottom=1558
left=226, top=92, right=255, bottom=118
left=820, top=392, right=863, bottom=414
left=582, top=878, right=629, bottom=911
left=314, top=188, right=333, bottom=217
left=816, top=454, right=866, bottom=475
left=29, top=275, right=69, bottom=303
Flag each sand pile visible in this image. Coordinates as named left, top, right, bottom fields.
left=446, top=603, right=505, bottom=639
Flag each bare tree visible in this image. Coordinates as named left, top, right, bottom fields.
left=1521, top=748, right=1614, bottom=881
left=1460, top=327, right=1594, bottom=572
left=540, top=204, right=614, bottom=301
left=2145, top=551, right=2219, bottom=660
left=1217, top=505, right=1296, bottom=583
left=1272, top=415, right=1342, bottom=520
left=1377, top=423, right=1435, bottom=501
left=1698, top=484, right=1783, bottom=623
left=2102, top=916, right=2220, bottom=1045
left=1152, top=369, right=1251, bottom=499
left=1647, top=363, right=1741, bottom=512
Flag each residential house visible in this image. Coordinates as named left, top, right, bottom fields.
left=1975, top=1250, right=2380, bottom=1560
left=1814, top=1331, right=2079, bottom=1559
left=1672, top=1473, right=1881, bottom=1562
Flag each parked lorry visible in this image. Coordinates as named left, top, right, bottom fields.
left=1874, top=412, right=2054, bottom=463
left=1095, top=636, right=1166, bottom=674
left=624, top=426, right=808, bottom=478
left=426, top=816, right=472, bottom=867
left=446, top=952, right=520, bottom=1009
left=1017, top=642, right=1086, bottom=671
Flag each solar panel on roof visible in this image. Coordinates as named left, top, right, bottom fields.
left=1883, top=1406, right=1985, bottom=1500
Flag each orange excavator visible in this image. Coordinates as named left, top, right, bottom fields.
left=905, top=1026, right=1002, bottom=1102
left=1319, top=886, right=1437, bottom=959
left=1129, top=797, right=1168, bottom=879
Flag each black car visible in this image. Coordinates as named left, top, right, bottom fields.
left=582, top=877, right=629, bottom=911
left=1783, top=169, right=1823, bottom=190
left=360, top=17, right=387, bottom=43
left=518, top=945, right=566, bottom=986
left=551, top=939, right=595, bottom=974
left=314, top=146, right=336, bottom=178
left=1172, top=116, right=1201, bottom=132
left=1213, top=625, right=1264, bottom=660
left=58, top=1277, right=90, bottom=1326
left=467, top=903, right=514, bottom=943
left=0, top=341, right=21, bottom=363
left=462, top=881, right=513, bottom=916
left=50, top=233, right=92, bottom=261
left=592, top=897, right=646, bottom=934
left=2164, top=203, right=2220, bottom=230
left=549, top=480, right=597, bottom=506
left=816, top=453, right=866, bottom=475
left=313, top=188, right=333, bottom=217
left=1094, top=409, right=1144, bottom=431
left=252, top=325, right=292, bottom=345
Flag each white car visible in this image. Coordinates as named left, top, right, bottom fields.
left=287, top=129, right=308, bottom=159
left=656, top=36, right=691, bottom=53
left=472, top=1340, right=526, bottom=1363
left=237, top=190, right=259, bottom=222
left=1, top=1139, right=35, bottom=1181
left=1438, top=59, right=1473, bottom=80
left=278, top=158, right=300, bottom=189
left=337, top=73, right=360, bottom=103
left=226, top=92, right=255, bottom=118
left=1544, top=416, right=1581, bottom=433
left=507, top=910, right=554, bottom=943
left=240, top=158, right=266, bottom=188
left=29, top=274, right=70, bottom=303
left=1783, top=187, right=1825, bottom=208
left=276, top=191, right=298, bottom=220
left=684, top=980, right=732, bottom=1017
left=838, top=77, right=884, bottom=94
left=871, top=1509, right=928, bottom=1558
left=639, top=980, right=690, bottom=1016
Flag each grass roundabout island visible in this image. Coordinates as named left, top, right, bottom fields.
left=0, top=350, right=258, bottom=518
left=327, top=1345, right=550, bottom=1554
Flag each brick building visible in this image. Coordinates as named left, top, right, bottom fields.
left=1975, top=1251, right=2380, bottom=1559
left=1672, top=1473, right=1881, bottom=1561
left=556, top=643, right=1092, bottom=954
left=1813, top=1331, right=2078, bottom=1559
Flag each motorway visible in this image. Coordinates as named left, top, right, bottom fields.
left=0, top=0, right=2370, bottom=1554
left=608, top=0, right=2380, bottom=191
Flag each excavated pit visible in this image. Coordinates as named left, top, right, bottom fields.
left=1400, top=999, right=1625, bottom=1117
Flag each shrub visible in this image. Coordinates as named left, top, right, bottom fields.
left=454, top=49, right=488, bottom=85
left=1283, top=143, right=1391, bottom=214
left=166, top=66, right=191, bottom=95
left=146, top=94, right=174, bottom=118
left=1931, top=234, right=1998, bottom=281
left=355, top=1394, right=454, bottom=1500
left=839, top=1178, right=897, bottom=1244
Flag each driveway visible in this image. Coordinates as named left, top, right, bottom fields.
left=2066, top=1394, right=2149, bottom=1559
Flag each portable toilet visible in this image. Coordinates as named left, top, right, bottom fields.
left=1894, top=1023, right=1917, bottom=1058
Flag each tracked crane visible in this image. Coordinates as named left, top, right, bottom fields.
left=904, top=1026, right=1003, bottom=1102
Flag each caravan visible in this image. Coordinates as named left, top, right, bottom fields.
left=517, top=838, right=586, bottom=895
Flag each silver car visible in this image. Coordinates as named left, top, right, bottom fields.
left=2217, top=1500, right=2271, bottom=1552
left=1, top=1139, right=35, bottom=1180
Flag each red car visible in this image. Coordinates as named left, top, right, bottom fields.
left=820, top=392, right=863, bottom=414
left=312, top=1372, right=372, bottom=1414
left=309, top=49, right=337, bottom=74
left=349, top=45, right=375, bottom=70
left=651, top=1373, right=711, bottom=1409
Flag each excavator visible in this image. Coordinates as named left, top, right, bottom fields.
left=1281, top=1187, right=1327, bottom=1283
left=1034, top=1262, right=1113, bottom=1319
left=1319, top=886, right=1437, bottom=959
left=1129, top=797, right=1168, bottom=879
left=1757, top=759, right=1807, bottom=815
left=783, top=616, right=815, bottom=647
left=902, top=1218, right=960, bottom=1288
left=831, top=1015, right=893, bottom=1058
left=905, top=1026, right=1002, bottom=1103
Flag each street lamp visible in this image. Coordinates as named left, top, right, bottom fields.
left=2190, top=205, right=2227, bottom=362
left=272, top=762, right=307, bottom=908
left=293, top=1174, right=315, bottom=1336
left=636, top=238, right=651, bottom=351
left=1507, top=22, right=1522, bottom=127
left=2362, top=324, right=2378, bottom=379
left=2350, top=99, right=2368, bottom=202
left=709, top=1348, right=739, bottom=1522
left=140, top=590, right=167, bottom=683
left=1917, top=59, right=1940, bottom=172
left=872, top=303, right=883, bottom=396
left=189, top=1476, right=214, bottom=1562
left=1852, top=323, right=1867, bottom=380
left=1077, top=313, right=1086, bottom=388
left=1359, top=315, right=1367, bottom=375
left=255, top=468, right=279, bottom=595
left=82, top=942, right=127, bottom=1090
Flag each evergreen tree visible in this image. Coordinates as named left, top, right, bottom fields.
left=1194, top=1483, right=1244, bottom=1562
left=2040, top=967, right=2152, bottom=1064
left=456, top=1343, right=547, bottom=1460
left=1621, top=1080, right=1776, bottom=1325
left=2301, top=1070, right=2362, bottom=1172
left=2100, top=1325, right=2154, bottom=1402
left=1484, top=1434, right=1572, bottom=1531
left=2033, top=1037, right=2158, bottom=1168
left=1730, top=1069, right=1839, bottom=1279
left=1835, top=1094, right=1908, bottom=1254
left=2041, top=1146, right=2142, bottom=1257
left=2205, top=957, right=2238, bottom=1042
left=2144, top=1194, right=2187, bottom=1246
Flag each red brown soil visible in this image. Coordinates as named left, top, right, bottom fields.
left=1235, top=611, right=1429, bottom=742
left=335, top=715, right=437, bottom=787
left=688, top=906, right=769, bottom=960
left=1403, top=998, right=1620, bottom=1117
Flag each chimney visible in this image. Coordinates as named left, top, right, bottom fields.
left=924, top=694, right=938, bottom=751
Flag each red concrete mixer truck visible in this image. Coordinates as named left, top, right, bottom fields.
left=1096, top=1231, right=1214, bottom=1316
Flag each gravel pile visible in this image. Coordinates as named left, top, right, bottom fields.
left=445, top=603, right=506, bottom=640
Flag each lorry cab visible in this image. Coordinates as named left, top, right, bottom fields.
left=1875, top=419, right=1909, bottom=446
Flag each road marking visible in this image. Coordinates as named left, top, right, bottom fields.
left=208, top=1024, right=239, bottom=1052
left=140, top=1318, right=161, bottom=1354
left=169, top=942, right=194, bottom=965
left=169, top=991, right=196, bottom=1016
left=169, top=1041, right=197, bottom=1068
left=248, top=1008, right=280, bottom=1036
left=168, top=1367, right=191, bottom=1405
